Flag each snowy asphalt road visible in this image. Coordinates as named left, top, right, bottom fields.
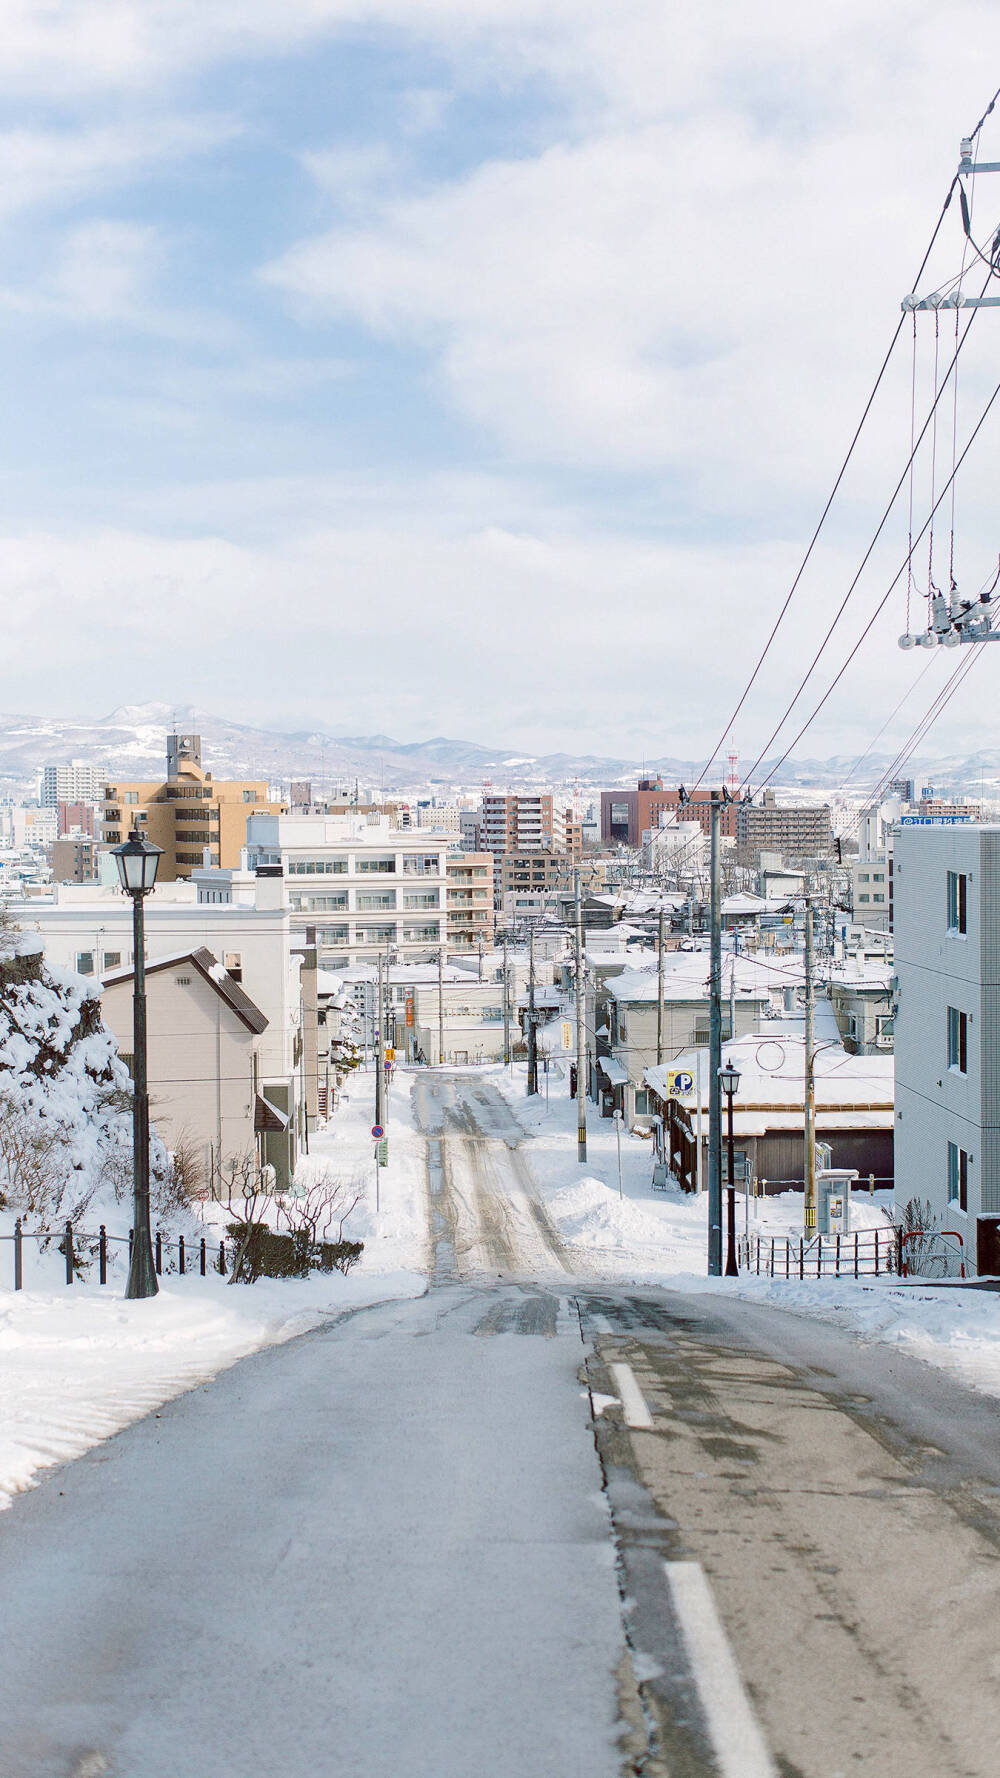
left=2, top=1073, right=999, bottom=1776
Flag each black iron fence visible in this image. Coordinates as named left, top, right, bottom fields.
left=738, top=1226, right=901, bottom=1279
left=2, top=1218, right=231, bottom=1290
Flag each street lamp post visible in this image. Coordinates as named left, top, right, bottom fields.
left=112, top=827, right=163, bottom=1300
left=719, top=1058, right=741, bottom=1278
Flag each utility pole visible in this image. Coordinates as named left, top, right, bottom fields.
left=804, top=900, right=817, bottom=1233
left=375, top=952, right=385, bottom=1129
left=656, top=903, right=666, bottom=1067
left=502, top=930, right=511, bottom=1066
left=708, top=791, right=722, bottom=1275
left=527, top=925, right=538, bottom=1095
left=437, top=945, right=445, bottom=1065
left=384, top=937, right=392, bottom=1122
left=575, top=867, right=588, bottom=1163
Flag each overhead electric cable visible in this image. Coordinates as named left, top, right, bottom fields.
left=694, top=82, right=1000, bottom=794
left=860, top=645, right=984, bottom=813
left=835, top=651, right=941, bottom=797
left=741, top=265, right=992, bottom=793
left=750, top=368, right=1000, bottom=796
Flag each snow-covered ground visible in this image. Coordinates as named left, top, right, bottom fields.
left=492, top=1060, right=1000, bottom=1404
left=0, top=1063, right=425, bottom=1508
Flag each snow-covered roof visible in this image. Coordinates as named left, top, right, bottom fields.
left=645, top=1033, right=892, bottom=1116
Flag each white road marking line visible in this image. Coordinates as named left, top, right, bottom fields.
left=609, top=1362, right=654, bottom=1429
left=664, top=1562, right=778, bottom=1778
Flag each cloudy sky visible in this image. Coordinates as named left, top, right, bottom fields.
left=4, top=1, right=1000, bottom=766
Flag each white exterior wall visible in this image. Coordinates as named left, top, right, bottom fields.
left=894, top=826, right=1000, bottom=1255
left=609, top=993, right=768, bottom=1086
left=246, top=813, right=449, bottom=967
left=100, top=969, right=259, bottom=1186
left=6, top=885, right=300, bottom=1092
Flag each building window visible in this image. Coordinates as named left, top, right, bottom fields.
left=947, top=871, right=968, bottom=935
left=75, top=950, right=94, bottom=976
left=357, top=892, right=396, bottom=911
left=947, top=1140, right=969, bottom=1212
left=947, top=1006, right=968, bottom=1074
left=124, top=791, right=139, bottom=805
left=102, top=951, right=122, bottom=971
left=357, top=858, right=397, bottom=874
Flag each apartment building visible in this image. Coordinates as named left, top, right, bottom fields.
left=245, top=811, right=452, bottom=968
left=446, top=853, right=493, bottom=949
left=851, top=858, right=891, bottom=929
left=49, top=836, right=98, bottom=884
left=40, top=760, right=102, bottom=807
left=482, top=793, right=565, bottom=854
left=100, top=733, right=284, bottom=881
left=736, top=792, right=832, bottom=862
left=894, top=824, right=1000, bottom=1273
left=500, top=853, right=606, bottom=926
left=601, top=779, right=739, bottom=847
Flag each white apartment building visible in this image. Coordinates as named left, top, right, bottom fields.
left=245, top=812, right=449, bottom=968
left=39, top=760, right=102, bottom=808
left=894, top=823, right=1000, bottom=1275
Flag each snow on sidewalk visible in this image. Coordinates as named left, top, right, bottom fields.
left=492, top=1061, right=1000, bottom=1402
left=0, top=1067, right=427, bottom=1510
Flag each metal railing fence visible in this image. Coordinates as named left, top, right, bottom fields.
left=1, top=1219, right=230, bottom=1290
left=738, top=1226, right=901, bottom=1279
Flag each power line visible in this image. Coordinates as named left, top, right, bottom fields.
left=691, top=181, right=963, bottom=794
left=750, top=366, right=1000, bottom=797
left=834, top=651, right=941, bottom=799
left=742, top=266, right=992, bottom=792
left=694, top=81, right=1000, bottom=794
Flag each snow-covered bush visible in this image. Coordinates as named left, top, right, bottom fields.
left=0, top=918, right=175, bottom=1230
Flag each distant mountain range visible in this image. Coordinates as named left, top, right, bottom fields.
left=0, top=702, right=997, bottom=801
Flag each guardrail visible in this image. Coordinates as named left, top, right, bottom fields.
left=1, top=1219, right=230, bottom=1290
left=738, top=1226, right=901, bottom=1279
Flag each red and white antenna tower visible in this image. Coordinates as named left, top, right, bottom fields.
left=726, top=739, right=739, bottom=797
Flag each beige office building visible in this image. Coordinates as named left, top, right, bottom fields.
left=101, top=733, right=284, bottom=881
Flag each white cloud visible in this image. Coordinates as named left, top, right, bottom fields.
left=0, top=114, right=236, bottom=221
left=4, top=502, right=996, bottom=764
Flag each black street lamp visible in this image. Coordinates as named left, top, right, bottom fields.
left=719, top=1058, right=741, bottom=1278
left=112, top=827, right=163, bottom=1300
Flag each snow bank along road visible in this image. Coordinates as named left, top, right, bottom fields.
left=1, top=1074, right=999, bottom=1776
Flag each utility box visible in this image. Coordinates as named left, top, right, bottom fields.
left=817, top=1168, right=857, bottom=1235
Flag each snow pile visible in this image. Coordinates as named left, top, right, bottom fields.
left=295, top=1064, right=428, bottom=1280
left=0, top=1268, right=425, bottom=1509
left=721, top=1275, right=1000, bottom=1401
left=0, top=932, right=173, bottom=1235
left=545, top=1175, right=705, bottom=1271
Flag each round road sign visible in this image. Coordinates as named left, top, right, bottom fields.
left=371, top=1124, right=384, bottom=1139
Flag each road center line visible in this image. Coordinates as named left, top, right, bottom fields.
left=608, top=1362, right=654, bottom=1429
left=664, top=1561, right=778, bottom=1778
